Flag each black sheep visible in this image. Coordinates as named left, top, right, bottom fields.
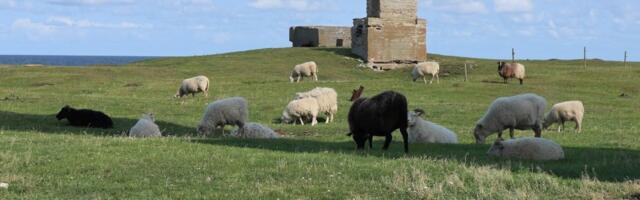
left=348, top=91, right=410, bottom=153
left=55, top=105, right=114, bottom=129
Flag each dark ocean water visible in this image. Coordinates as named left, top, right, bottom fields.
left=0, top=55, right=161, bottom=66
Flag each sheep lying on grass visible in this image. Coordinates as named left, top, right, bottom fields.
left=175, top=75, right=209, bottom=98
left=56, top=105, right=113, bottom=129
left=544, top=101, right=585, bottom=133
left=295, top=87, right=337, bottom=124
left=129, top=113, right=161, bottom=138
left=412, top=61, right=440, bottom=84
left=498, top=62, right=526, bottom=85
left=487, top=137, right=565, bottom=161
left=281, top=97, right=319, bottom=126
left=289, top=61, right=318, bottom=83
left=230, top=122, right=280, bottom=139
left=198, top=97, right=248, bottom=135
left=407, top=109, right=458, bottom=144
left=474, top=93, right=547, bottom=144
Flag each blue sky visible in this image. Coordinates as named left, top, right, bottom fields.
left=0, top=0, right=638, bottom=61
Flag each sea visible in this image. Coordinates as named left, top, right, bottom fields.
left=0, top=55, right=161, bottom=66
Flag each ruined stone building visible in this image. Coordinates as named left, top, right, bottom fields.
left=289, top=0, right=427, bottom=69
left=289, top=26, right=352, bottom=48
left=352, top=0, right=427, bottom=65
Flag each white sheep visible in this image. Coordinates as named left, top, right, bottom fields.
left=281, top=97, right=319, bottom=126
left=294, top=87, right=338, bottom=123
left=289, top=61, right=318, bottom=83
left=175, top=75, right=210, bottom=98
left=473, top=93, right=547, bottom=144
left=230, top=122, right=280, bottom=139
left=407, top=109, right=458, bottom=144
left=487, top=137, right=565, bottom=161
left=412, top=61, right=440, bottom=84
left=129, top=113, right=162, bottom=138
left=543, top=101, right=585, bottom=133
left=197, top=97, right=248, bottom=135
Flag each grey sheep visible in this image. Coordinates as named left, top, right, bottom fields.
left=197, top=97, right=248, bottom=135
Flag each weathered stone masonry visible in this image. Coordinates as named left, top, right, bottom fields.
left=289, top=26, right=352, bottom=48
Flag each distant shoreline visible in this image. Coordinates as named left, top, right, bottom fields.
left=0, top=55, right=167, bottom=66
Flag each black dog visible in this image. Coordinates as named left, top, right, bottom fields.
left=56, top=105, right=114, bottom=129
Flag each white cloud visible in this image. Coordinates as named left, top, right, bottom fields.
left=166, top=0, right=216, bottom=10
left=11, top=18, right=57, bottom=39
left=494, top=0, right=533, bottom=12
left=47, top=16, right=152, bottom=29
left=46, top=0, right=134, bottom=6
left=547, top=20, right=560, bottom=38
left=249, top=0, right=322, bottom=11
left=423, top=0, right=488, bottom=14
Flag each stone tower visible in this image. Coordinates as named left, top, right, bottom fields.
left=352, top=0, right=427, bottom=68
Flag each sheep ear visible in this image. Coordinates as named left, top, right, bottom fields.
left=414, top=109, right=425, bottom=116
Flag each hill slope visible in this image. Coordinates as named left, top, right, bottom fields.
left=1, top=48, right=639, bottom=199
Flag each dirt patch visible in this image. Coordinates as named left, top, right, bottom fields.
left=30, top=82, right=55, bottom=87
left=124, top=83, right=142, bottom=87
left=624, top=193, right=640, bottom=200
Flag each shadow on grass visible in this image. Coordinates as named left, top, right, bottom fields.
left=191, top=137, right=640, bottom=182
left=0, top=111, right=196, bottom=137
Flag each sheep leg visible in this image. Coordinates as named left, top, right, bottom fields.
left=400, top=128, right=409, bottom=153
left=429, top=75, right=434, bottom=84
left=533, top=126, right=542, bottom=138
left=575, top=120, right=582, bottom=133
left=509, top=128, right=515, bottom=139
left=368, top=135, right=373, bottom=149
left=423, top=76, right=427, bottom=84
left=314, top=73, right=318, bottom=81
left=497, top=131, right=503, bottom=139
left=436, top=74, right=440, bottom=84
left=325, top=113, right=330, bottom=124
left=504, top=78, right=508, bottom=84
left=382, top=134, right=392, bottom=150
left=557, top=123, right=562, bottom=132
left=519, top=79, right=523, bottom=85
left=296, top=76, right=301, bottom=83
left=298, top=117, right=304, bottom=125
left=311, top=115, right=318, bottom=126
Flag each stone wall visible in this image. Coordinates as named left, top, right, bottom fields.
left=353, top=0, right=427, bottom=68
left=290, top=26, right=352, bottom=48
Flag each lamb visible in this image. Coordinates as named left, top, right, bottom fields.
left=407, top=109, right=458, bottom=144
left=294, top=87, right=338, bottom=123
left=348, top=91, right=410, bottom=153
left=230, top=122, right=280, bottom=139
left=129, top=113, right=161, bottom=138
left=175, top=75, right=209, bottom=98
left=498, top=61, right=526, bottom=85
left=289, top=61, right=318, bottom=83
left=487, top=137, right=565, bottom=161
left=412, top=61, right=440, bottom=84
left=473, top=93, right=547, bottom=144
left=55, top=105, right=113, bottom=129
left=197, top=97, right=248, bottom=135
left=543, top=101, right=585, bottom=133
left=281, top=97, right=319, bottom=126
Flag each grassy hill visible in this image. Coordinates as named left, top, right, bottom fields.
left=1, top=48, right=639, bottom=199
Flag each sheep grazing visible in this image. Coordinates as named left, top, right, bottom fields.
left=230, top=122, right=280, bottom=139
left=498, top=61, right=526, bottom=85
left=348, top=91, right=410, bottom=153
left=197, top=97, right=248, bottom=135
left=281, top=97, right=319, bottom=126
left=55, top=105, right=113, bottom=129
left=289, top=61, right=318, bottom=83
left=175, top=75, right=210, bottom=98
left=350, top=85, right=364, bottom=101
left=487, top=137, right=565, bottom=161
left=129, top=113, right=161, bottom=138
left=407, top=109, right=458, bottom=144
left=412, top=61, right=440, bottom=84
left=544, top=101, right=585, bottom=133
left=294, top=87, right=338, bottom=124
left=473, top=93, right=547, bottom=144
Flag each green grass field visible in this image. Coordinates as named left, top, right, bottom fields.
left=1, top=48, right=639, bottom=199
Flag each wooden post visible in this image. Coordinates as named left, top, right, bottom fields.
left=583, top=47, right=587, bottom=69
left=624, top=51, right=628, bottom=68
left=464, top=63, right=468, bottom=82
left=512, top=48, right=515, bottom=63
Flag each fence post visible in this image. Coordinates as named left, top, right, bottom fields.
left=512, top=48, right=515, bottom=63
left=583, top=47, right=587, bottom=69
left=624, top=51, right=628, bottom=68
left=464, top=63, right=468, bottom=82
